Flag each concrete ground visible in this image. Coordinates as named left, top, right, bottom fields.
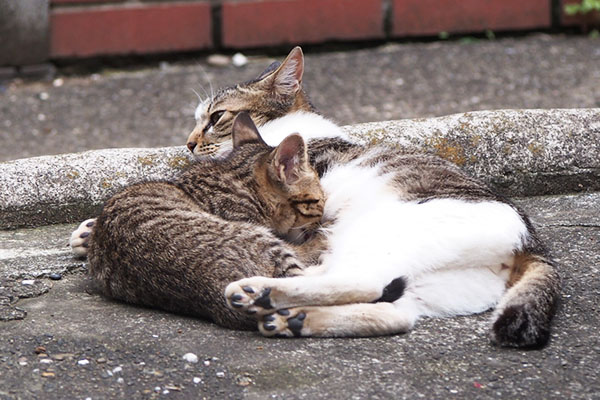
left=1, top=33, right=600, bottom=399
left=1, top=33, right=600, bottom=162
left=1, top=194, right=599, bottom=399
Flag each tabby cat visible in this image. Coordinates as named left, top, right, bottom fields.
left=188, top=47, right=560, bottom=348
left=85, top=113, right=326, bottom=330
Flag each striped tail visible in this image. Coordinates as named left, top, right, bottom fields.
left=491, top=253, right=561, bottom=348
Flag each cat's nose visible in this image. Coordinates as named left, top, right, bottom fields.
left=187, top=142, right=197, bottom=152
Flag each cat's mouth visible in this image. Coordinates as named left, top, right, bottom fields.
left=192, top=141, right=232, bottom=158
left=194, top=142, right=220, bottom=156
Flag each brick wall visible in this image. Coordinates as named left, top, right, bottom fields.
left=6, top=0, right=598, bottom=63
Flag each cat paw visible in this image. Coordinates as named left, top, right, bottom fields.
left=259, top=308, right=307, bottom=337
left=225, top=277, right=276, bottom=315
left=69, top=218, right=96, bottom=258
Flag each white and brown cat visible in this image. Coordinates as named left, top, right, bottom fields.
left=187, top=47, right=559, bottom=348
left=73, top=47, right=560, bottom=348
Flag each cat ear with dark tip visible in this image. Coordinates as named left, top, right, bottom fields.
left=272, top=133, right=308, bottom=185
left=264, top=47, right=304, bottom=97
left=232, top=112, right=267, bottom=148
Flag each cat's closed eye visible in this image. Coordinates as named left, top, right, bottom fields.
left=210, top=110, right=226, bottom=125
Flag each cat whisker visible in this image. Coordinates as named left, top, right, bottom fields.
left=196, top=63, right=215, bottom=101
left=191, top=88, right=203, bottom=102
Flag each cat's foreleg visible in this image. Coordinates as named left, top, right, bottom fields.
left=257, top=302, right=416, bottom=338
left=69, top=218, right=96, bottom=257
left=225, top=274, right=385, bottom=315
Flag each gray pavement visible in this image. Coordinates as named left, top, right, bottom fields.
left=1, top=33, right=600, bottom=162
left=1, top=193, right=599, bottom=399
left=1, top=33, right=600, bottom=399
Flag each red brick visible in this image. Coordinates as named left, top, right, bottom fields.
left=50, top=3, right=212, bottom=58
left=392, top=0, right=551, bottom=37
left=222, top=0, right=384, bottom=48
left=51, top=0, right=124, bottom=4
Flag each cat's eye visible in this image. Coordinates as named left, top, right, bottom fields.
left=210, top=110, right=225, bottom=125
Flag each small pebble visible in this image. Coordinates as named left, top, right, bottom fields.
left=112, top=366, right=122, bottom=373
left=77, top=359, right=90, bottom=366
left=22, top=280, right=35, bottom=286
left=96, top=357, right=107, bottom=363
left=203, top=360, right=210, bottom=366
left=182, top=353, right=199, bottom=363
left=193, top=377, right=201, bottom=384
left=117, top=377, right=124, bottom=384
left=52, top=353, right=74, bottom=361
left=216, top=371, right=225, bottom=378
left=39, top=358, right=53, bottom=364
left=207, top=54, right=230, bottom=67
left=52, top=78, right=64, bottom=87
left=48, top=273, right=62, bottom=281
left=232, top=53, right=248, bottom=67
left=162, top=390, right=170, bottom=395
left=41, top=371, right=55, bottom=378
left=154, top=386, right=161, bottom=393
left=39, top=92, right=49, bottom=100
left=34, top=346, right=46, bottom=354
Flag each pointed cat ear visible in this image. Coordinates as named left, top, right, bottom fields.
left=259, top=47, right=304, bottom=97
left=256, top=61, right=281, bottom=80
left=271, top=133, right=309, bottom=185
left=232, top=112, right=267, bottom=148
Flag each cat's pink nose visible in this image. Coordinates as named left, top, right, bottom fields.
left=187, top=142, right=197, bottom=152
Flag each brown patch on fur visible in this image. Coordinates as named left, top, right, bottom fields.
left=507, top=252, right=541, bottom=288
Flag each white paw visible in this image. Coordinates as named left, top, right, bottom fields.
left=224, top=277, right=276, bottom=315
left=69, top=218, right=96, bottom=257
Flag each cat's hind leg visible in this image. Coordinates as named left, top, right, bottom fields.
left=258, top=302, right=416, bottom=338
left=225, top=274, right=391, bottom=315
left=491, top=253, right=560, bottom=348
left=69, top=218, right=96, bottom=257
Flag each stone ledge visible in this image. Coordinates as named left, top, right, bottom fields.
left=1, top=108, right=599, bottom=230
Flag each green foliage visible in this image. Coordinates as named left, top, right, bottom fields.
left=565, top=0, right=600, bottom=15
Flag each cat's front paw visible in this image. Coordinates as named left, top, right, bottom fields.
left=259, top=308, right=307, bottom=337
left=69, top=218, right=96, bottom=258
left=225, top=277, right=276, bottom=315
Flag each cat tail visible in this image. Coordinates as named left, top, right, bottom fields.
left=491, top=252, right=561, bottom=348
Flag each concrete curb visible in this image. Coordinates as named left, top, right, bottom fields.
left=1, top=108, right=599, bottom=230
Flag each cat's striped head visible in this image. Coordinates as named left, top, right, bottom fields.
left=187, top=46, right=314, bottom=158
left=231, top=112, right=324, bottom=240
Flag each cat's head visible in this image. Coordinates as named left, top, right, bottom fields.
left=187, top=46, right=314, bottom=158
left=232, top=112, right=324, bottom=241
